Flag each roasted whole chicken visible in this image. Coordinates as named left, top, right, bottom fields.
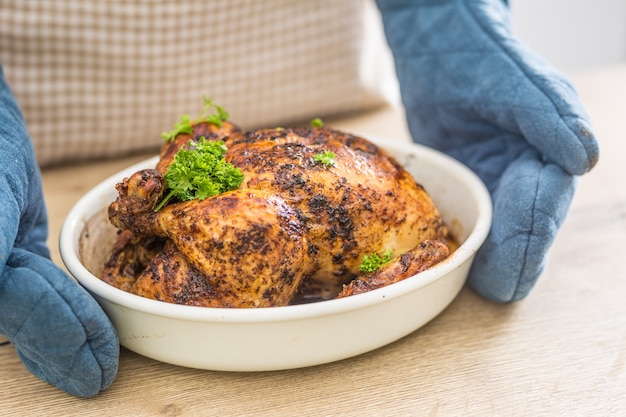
left=103, top=120, right=451, bottom=307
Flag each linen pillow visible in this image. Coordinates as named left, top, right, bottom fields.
left=0, top=0, right=392, bottom=166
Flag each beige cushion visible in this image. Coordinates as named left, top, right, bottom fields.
left=0, top=0, right=391, bottom=166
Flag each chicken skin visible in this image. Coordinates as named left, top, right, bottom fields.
left=104, top=122, right=450, bottom=307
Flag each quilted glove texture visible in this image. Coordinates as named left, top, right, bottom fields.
left=376, top=0, right=599, bottom=301
left=0, top=68, right=119, bottom=397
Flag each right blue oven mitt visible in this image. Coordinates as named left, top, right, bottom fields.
left=375, top=0, right=599, bottom=302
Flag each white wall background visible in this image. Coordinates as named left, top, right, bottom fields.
left=510, top=0, right=626, bottom=75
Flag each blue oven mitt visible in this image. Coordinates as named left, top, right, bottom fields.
left=0, top=68, right=119, bottom=397
left=376, top=0, right=599, bottom=302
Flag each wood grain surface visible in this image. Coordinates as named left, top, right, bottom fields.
left=1, top=69, right=625, bottom=416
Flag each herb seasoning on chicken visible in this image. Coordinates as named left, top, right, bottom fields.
left=103, top=106, right=451, bottom=307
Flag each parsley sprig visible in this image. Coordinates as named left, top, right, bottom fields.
left=161, top=96, right=230, bottom=142
left=310, top=117, right=324, bottom=127
left=359, top=250, right=393, bottom=273
left=154, top=138, right=244, bottom=211
left=313, top=150, right=336, bottom=168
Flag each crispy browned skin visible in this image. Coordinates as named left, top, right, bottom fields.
left=132, top=241, right=221, bottom=306
left=132, top=190, right=308, bottom=308
left=105, top=125, right=450, bottom=307
left=101, top=230, right=165, bottom=292
left=225, top=127, right=448, bottom=287
left=337, top=240, right=450, bottom=298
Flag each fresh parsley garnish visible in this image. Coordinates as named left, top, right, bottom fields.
left=359, top=250, right=393, bottom=273
left=161, top=96, right=230, bottom=142
left=310, top=117, right=324, bottom=127
left=161, top=114, right=194, bottom=143
left=154, top=137, right=244, bottom=211
left=313, top=150, right=336, bottom=168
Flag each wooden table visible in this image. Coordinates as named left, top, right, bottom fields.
left=2, top=66, right=625, bottom=416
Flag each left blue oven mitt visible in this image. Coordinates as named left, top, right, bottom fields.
left=0, top=68, right=119, bottom=397
left=376, top=0, right=599, bottom=302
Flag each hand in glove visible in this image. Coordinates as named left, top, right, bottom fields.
left=375, top=0, right=599, bottom=302
left=0, top=68, right=119, bottom=397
